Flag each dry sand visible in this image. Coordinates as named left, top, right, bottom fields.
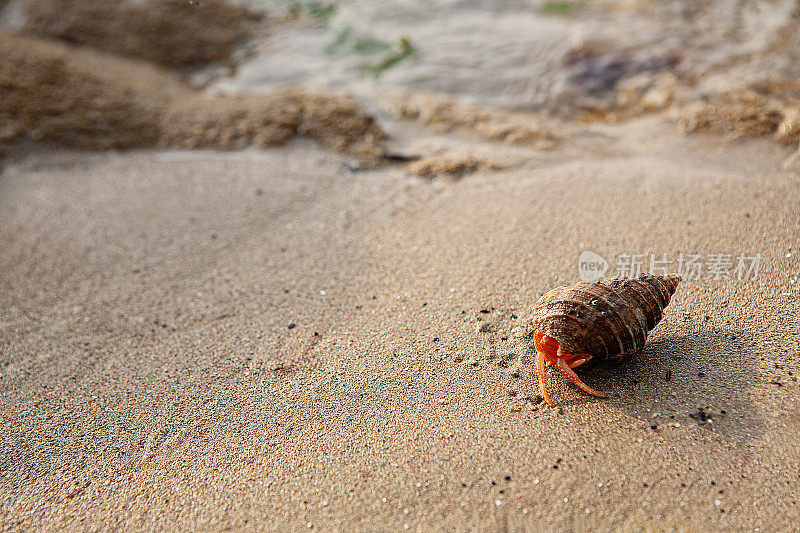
left=1, top=119, right=799, bottom=531
left=2, top=1, right=800, bottom=531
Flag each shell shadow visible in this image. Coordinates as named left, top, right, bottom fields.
left=572, top=327, right=764, bottom=444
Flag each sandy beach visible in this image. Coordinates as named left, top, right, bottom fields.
left=2, top=1, right=800, bottom=531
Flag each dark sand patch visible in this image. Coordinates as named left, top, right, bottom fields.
left=0, top=35, right=172, bottom=149
left=14, top=0, right=261, bottom=69
left=561, top=46, right=682, bottom=120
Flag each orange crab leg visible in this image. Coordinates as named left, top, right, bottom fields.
left=533, top=330, right=606, bottom=405
left=554, top=357, right=607, bottom=398
left=535, top=350, right=554, bottom=406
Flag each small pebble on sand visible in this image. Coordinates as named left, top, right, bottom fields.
left=476, top=323, right=492, bottom=333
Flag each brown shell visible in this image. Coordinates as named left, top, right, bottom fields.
left=531, top=273, right=680, bottom=360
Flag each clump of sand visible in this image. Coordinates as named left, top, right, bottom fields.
left=405, top=154, right=501, bottom=180
left=12, top=0, right=261, bottom=69
left=680, top=97, right=783, bottom=139
left=574, top=67, right=800, bottom=151
left=678, top=82, right=800, bottom=145
left=387, top=93, right=559, bottom=149
left=164, top=91, right=384, bottom=159
left=0, top=34, right=385, bottom=160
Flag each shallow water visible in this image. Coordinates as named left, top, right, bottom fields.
left=218, top=0, right=800, bottom=110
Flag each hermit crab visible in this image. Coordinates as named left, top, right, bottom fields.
left=528, top=273, right=681, bottom=406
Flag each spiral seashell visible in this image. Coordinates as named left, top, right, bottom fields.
left=528, top=273, right=681, bottom=405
